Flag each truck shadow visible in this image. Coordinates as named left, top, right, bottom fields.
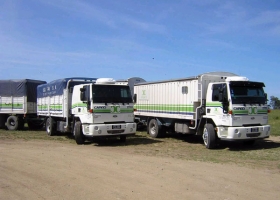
left=216, top=139, right=280, bottom=151
left=163, top=133, right=280, bottom=151
left=83, top=135, right=163, bottom=147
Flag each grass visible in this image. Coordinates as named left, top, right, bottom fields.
left=0, top=111, right=280, bottom=172
left=269, top=109, right=280, bottom=136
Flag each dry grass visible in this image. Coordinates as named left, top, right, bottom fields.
left=0, top=112, right=280, bottom=172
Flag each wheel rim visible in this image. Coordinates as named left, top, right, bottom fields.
left=150, top=122, right=156, bottom=135
left=46, top=120, right=51, bottom=134
left=9, top=119, right=15, bottom=126
left=203, top=128, right=208, bottom=145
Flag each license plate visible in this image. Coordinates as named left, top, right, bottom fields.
left=112, top=125, right=121, bottom=129
left=251, top=128, right=259, bottom=132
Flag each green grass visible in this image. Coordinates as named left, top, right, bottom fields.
left=269, top=109, right=280, bottom=136
left=0, top=128, right=74, bottom=143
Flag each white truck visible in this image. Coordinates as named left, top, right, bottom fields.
left=37, top=77, right=136, bottom=144
left=133, top=72, right=270, bottom=149
left=0, top=79, right=46, bottom=130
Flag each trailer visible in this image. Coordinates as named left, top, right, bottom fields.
left=37, top=77, right=136, bottom=144
left=133, top=72, right=270, bottom=149
left=0, top=79, right=46, bottom=130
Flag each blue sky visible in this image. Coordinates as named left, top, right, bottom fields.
left=0, top=0, right=279, bottom=98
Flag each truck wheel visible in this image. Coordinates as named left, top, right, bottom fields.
left=6, top=116, right=21, bottom=131
left=202, top=124, right=216, bottom=149
left=148, top=119, right=163, bottom=138
left=46, top=117, right=56, bottom=136
left=74, top=121, right=85, bottom=145
left=120, top=135, right=126, bottom=142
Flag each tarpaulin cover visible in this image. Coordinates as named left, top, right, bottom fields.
left=0, top=79, right=46, bottom=102
left=37, top=77, right=97, bottom=98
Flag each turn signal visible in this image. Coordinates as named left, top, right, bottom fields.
left=88, top=109, right=93, bottom=113
left=228, top=110, right=233, bottom=114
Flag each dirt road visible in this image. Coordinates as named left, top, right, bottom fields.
left=0, top=139, right=280, bottom=200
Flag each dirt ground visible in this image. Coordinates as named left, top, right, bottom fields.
left=0, top=139, right=280, bottom=200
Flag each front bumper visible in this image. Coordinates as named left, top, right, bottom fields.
left=82, top=123, right=136, bottom=137
left=217, top=125, right=270, bottom=140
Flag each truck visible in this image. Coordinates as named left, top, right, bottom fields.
left=133, top=72, right=271, bottom=149
left=37, top=77, right=136, bottom=144
left=0, top=79, right=46, bottom=130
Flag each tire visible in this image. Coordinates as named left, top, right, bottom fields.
left=46, top=117, right=56, bottom=136
left=120, top=135, right=126, bottom=142
left=74, top=121, right=85, bottom=145
left=202, top=124, right=216, bottom=149
left=148, top=119, right=163, bottom=138
left=6, top=116, right=21, bottom=131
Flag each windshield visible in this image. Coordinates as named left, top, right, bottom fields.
left=92, top=85, right=132, bottom=103
left=229, top=83, right=266, bottom=104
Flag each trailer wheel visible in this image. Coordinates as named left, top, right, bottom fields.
left=6, top=116, right=22, bottom=131
left=202, top=124, right=216, bottom=149
left=148, top=119, right=163, bottom=138
left=46, top=117, right=56, bottom=136
left=74, top=121, right=85, bottom=145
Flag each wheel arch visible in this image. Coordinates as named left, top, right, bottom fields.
left=197, top=117, right=216, bottom=135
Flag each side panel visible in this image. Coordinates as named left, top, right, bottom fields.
left=134, top=80, right=198, bottom=120
left=0, top=96, right=31, bottom=114
left=37, top=92, right=66, bottom=117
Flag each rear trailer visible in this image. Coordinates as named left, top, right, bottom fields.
left=0, top=79, right=46, bottom=130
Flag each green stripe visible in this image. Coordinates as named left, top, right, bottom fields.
left=134, top=104, right=194, bottom=112
left=206, top=103, right=223, bottom=107
left=0, top=103, right=23, bottom=109
left=71, top=103, right=87, bottom=109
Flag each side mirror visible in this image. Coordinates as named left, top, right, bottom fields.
left=133, top=94, right=137, bottom=103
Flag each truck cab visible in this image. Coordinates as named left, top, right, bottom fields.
left=203, top=76, right=270, bottom=147
left=71, top=78, right=136, bottom=144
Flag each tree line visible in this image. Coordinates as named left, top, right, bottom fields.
left=270, top=96, right=280, bottom=109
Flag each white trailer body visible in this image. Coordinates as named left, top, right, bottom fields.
left=37, top=77, right=136, bottom=144
left=0, top=79, right=46, bottom=130
left=134, top=72, right=270, bottom=149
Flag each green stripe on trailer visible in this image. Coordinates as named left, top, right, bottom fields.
left=0, top=103, right=23, bottom=109
left=134, top=104, right=194, bottom=112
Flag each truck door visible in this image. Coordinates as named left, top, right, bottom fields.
left=206, top=83, right=228, bottom=116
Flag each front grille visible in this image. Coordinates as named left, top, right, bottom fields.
left=243, top=124, right=261, bottom=127
left=104, top=121, right=125, bottom=124
left=107, top=130, right=125, bottom=134
left=246, top=133, right=261, bottom=137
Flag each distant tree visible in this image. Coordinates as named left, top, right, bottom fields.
left=270, top=96, right=280, bottom=109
